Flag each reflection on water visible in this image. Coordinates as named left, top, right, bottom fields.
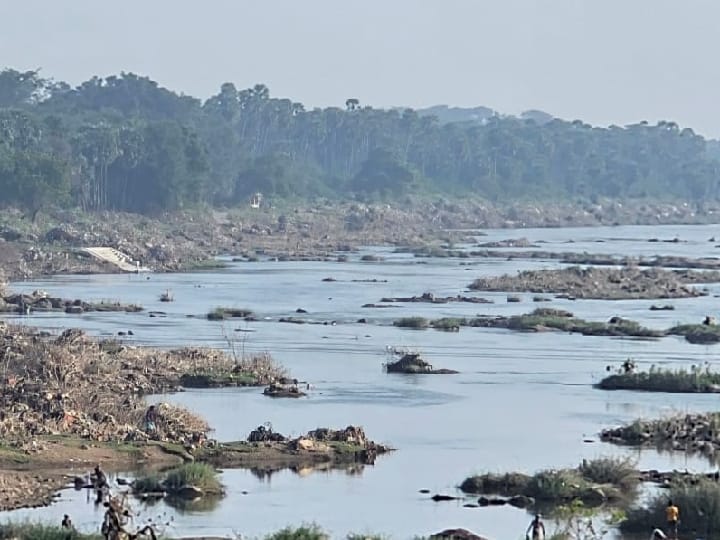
left=5, top=223, right=720, bottom=539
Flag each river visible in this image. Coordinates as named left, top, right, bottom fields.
left=4, top=223, right=720, bottom=539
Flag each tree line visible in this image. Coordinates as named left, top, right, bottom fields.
left=0, top=67, right=718, bottom=216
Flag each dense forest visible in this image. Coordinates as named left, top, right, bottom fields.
left=0, top=67, right=718, bottom=216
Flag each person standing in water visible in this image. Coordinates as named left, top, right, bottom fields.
left=666, top=500, right=679, bottom=539
left=526, top=514, right=546, bottom=540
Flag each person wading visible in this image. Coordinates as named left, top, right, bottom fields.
left=526, top=514, right=546, bottom=540
left=666, top=499, right=680, bottom=539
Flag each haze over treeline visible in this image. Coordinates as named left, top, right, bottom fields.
left=1, top=68, right=719, bottom=216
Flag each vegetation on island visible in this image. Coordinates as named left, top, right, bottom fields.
left=598, top=365, right=720, bottom=393
left=1, top=68, right=720, bottom=218
left=460, top=457, right=638, bottom=505
left=621, top=479, right=720, bottom=537
left=133, top=462, right=223, bottom=497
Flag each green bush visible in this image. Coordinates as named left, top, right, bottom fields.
left=668, top=324, right=720, bottom=344
left=265, top=524, right=330, bottom=540
left=393, top=317, right=429, bottom=329
left=206, top=306, right=253, bottom=320
left=622, top=478, right=720, bottom=536
left=0, top=523, right=101, bottom=540
left=132, top=472, right=164, bottom=493
left=579, top=457, right=638, bottom=491
left=164, top=462, right=222, bottom=494
left=598, top=366, right=720, bottom=393
left=430, top=317, right=466, bottom=330
left=460, top=472, right=531, bottom=495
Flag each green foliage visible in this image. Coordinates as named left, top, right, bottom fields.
left=578, top=457, right=638, bottom=491
left=264, top=524, right=330, bottom=540
left=461, top=458, right=636, bottom=504
left=430, top=317, right=466, bottom=330
left=668, top=323, right=720, bottom=344
left=621, top=478, right=720, bottom=537
left=207, top=307, right=253, bottom=320
left=393, top=317, right=429, bottom=329
left=598, top=365, right=720, bottom=392
left=0, top=522, right=101, bottom=540
left=2, top=67, right=720, bottom=214
left=132, top=472, right=163, bottom=493
left=163, top=462, right=222, bottom=493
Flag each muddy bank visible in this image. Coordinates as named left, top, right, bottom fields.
left=469, top=266, right=711, bottom=299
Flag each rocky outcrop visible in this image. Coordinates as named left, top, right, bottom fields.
left=1, top=290, right=142, bottom=314
left=470, top=266, right=708, bottom=300
left=385, top=353, right=459, bottom=374
left=601, top=412, right=720, bottom=458
left=380, top=292, right=493, bottom=304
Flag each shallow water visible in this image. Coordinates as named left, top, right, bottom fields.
left=5, top=223, right=720, bottom=539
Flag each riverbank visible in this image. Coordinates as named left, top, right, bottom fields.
left=3, top=198, right=720, bottom=280
left=0, top=323, right=391, bottom=513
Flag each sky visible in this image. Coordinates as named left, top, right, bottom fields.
left=2, top=0, right=719, bottom=136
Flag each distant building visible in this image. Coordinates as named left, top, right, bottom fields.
left=250, top=192, right=263, bottom=209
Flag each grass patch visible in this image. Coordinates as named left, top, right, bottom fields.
left=578, top=456, right=638, bottom=491
left=265, top=524, right=329, bottom=540
left=598, top=366, right=720, bottom=393
left=0, top=522, right=101, bottom=540
left=135, top=463, right=224, bottom=496
left=668, top=324, right=720, bottom=344
left=181, top=258, right=229, bottom=271
left=132, top=472, right=163, bottom=493
left=621, top=478, right=720, bottom=537
left=393, top=317, right=430, bottom=329
left=163, top=463, right=222, bottom=494
left=460, top=458, right=636, bottom=505
left=430, top=317, right=466, bottom=331
left=471, top=309, right=662, bottom=338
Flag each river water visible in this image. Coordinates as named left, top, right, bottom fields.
left=4, top=223, right=720, bottom=539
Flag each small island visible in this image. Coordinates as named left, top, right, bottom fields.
left=385, top=352, right=459, bottom=375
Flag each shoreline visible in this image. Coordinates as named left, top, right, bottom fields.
left=2, top=199, right=720, bottom=281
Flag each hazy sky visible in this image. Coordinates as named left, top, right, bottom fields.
left=2, top=0, right=719, bottom=136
